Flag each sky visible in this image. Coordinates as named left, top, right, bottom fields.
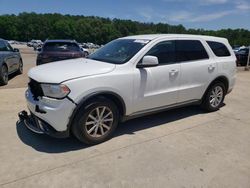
left=0, top=0, right=249, bottom=30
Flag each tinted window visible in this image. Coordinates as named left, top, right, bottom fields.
left=0, top=40, right=8, bottom=51
left=6, top=42, right=13, bottom=51
left=88, top=39, right=149, bottom=64
left=145, top=41, right=176, bottom=64
left=207, top=41, right=231, bottom=57
left=43, top=42, right=80, bottom=52
left=176, top=40, right=209, bottom=62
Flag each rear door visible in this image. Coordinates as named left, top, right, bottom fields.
left=5, top=41, right=20, bottom=71
left=0, top=40, right=14, bottom=72
left=177, top=39, right=217, bottom=103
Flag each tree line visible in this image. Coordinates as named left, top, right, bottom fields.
left=0, top=12, right=249, bottom=46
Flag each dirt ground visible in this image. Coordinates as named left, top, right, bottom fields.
left=0, top=46, right=250, bottom=188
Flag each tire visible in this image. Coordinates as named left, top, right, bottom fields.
left=16, top=59, right=23, bottom=75
left=201, top=82, right=226, bottom=112
left=72, top=97, right=119, bottom=145
left=0, top=65, right=8, bottom=85
left=84, top=51, right=89, bottom=57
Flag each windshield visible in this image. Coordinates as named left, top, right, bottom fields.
left=88, top=39, right=150, bottom=64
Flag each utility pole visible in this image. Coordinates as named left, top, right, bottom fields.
left=245, top=47, right=250, bottom=71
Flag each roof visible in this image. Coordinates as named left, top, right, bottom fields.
left=121, top=34, right=228, bottom=42
left=45, top=39, right=77, bottom=43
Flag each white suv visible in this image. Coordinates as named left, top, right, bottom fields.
left=19, top=34, right=236, bottom=144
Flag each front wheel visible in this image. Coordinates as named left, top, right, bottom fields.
left=72, top=97, right=119, bottom=145
left=201, top=82, right=226, bottom=112
left=0, top=65, right=8, bottom=85
left=84, top=51, right=89, bottom=57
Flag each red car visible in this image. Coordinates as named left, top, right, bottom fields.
left=36, top=40, right=85, bottom=65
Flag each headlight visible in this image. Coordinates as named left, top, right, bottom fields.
left=41, top=84, right=70, bottom=99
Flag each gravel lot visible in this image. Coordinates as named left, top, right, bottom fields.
left=0, top=47, right=250, bottom=188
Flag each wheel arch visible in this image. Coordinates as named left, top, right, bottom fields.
left=1, top=61, right=8, bottom=70
left=67, top=91, right=126, bottom=132
left=202, top=76, right=229, bottom=99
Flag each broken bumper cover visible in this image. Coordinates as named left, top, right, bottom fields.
left=18, top=110, right=69, bottom=138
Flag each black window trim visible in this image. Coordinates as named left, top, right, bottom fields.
left=137, top=39, right=210, bottom=67
left=206, top=40, right=231, bottom=57
left=175, top=39, right=210, bottom=63
left=137, top=39, right=177, bottom=67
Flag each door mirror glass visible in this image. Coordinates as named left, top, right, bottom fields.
left=137, top=55, right=159, bottom=68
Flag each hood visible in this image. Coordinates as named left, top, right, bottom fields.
left=28, top=58, right=116, bottom=83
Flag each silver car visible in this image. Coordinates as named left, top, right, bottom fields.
left=0, top=38, right=23, bottom=85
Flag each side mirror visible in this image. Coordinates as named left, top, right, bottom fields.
left=13, top=48, right=19, bottom=52
left=137, top=55, right=159, bottom=68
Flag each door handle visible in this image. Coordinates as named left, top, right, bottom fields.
left=169, top=69, right=179, bottom=76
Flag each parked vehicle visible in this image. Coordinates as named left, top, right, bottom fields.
left=36, top=40, right=86, bottom=65
left=0, top=38, right=23, bottom=85
left=27, top=40, right=43, bottom=47
left=235, top=47, right=249, bottom=66
left=79, top=44, right=90, bottom=56
left=33, top=43, right=43, bottom=51
left=232, top=45, right=241, bottom=53
left=19, top=34, right=236, bottom=144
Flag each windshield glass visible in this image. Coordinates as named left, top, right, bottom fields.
left=88, top=39, right=150, bottom=64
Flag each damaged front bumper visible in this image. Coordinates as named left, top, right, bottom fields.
left=18, top=110, right=70, bottom=138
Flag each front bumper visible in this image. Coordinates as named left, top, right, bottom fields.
left=21, top=89, right=76, bottom=137
left=18, top=110, right=69, bottom=138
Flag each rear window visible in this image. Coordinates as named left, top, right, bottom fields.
left=43, top=42, right=80, bottom=52
left=176, top=40, right=209, bottom=62
left=207, top=41, right=231, bottom=57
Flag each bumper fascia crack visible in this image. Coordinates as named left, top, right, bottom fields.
left=18, top=110, right=70, bottom=138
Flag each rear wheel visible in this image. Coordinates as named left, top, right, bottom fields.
left=72, top=97, right=119, bottom=145
left=17, top=59, right=23, bottom=74
left=0, top=65, right=8, bottom=85
left=201, top=82, right=226, bottom=112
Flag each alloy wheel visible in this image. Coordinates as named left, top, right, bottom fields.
left=2, top=66, right=8, bottom=83
left=209, top=86, right=223, bottom=108
left=19, top=61, right=23, bottom=73
left=85, top=106, right=114, bottom=138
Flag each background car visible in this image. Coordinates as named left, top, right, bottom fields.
left=78, top=44, right=90, bottom=56
left=36, top=40, right=86, bottom=65
left=27, top=40, right=43, bottom=47
left=0, top=38, right=23, bottom=85
left=235, top=47, right=249, bottom=66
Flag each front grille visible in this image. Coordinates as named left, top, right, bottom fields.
left=28, top=79, right=44, bottom=100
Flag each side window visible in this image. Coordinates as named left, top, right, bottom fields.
left=5, top=42, right=13, bottom=51
left=145, top=40, right=176, bottom=65
left=176, top=40, right=209, bottom=62
left=207, top=41, right=231, bottom=57
left=0, top=41, right=8, bottom=51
